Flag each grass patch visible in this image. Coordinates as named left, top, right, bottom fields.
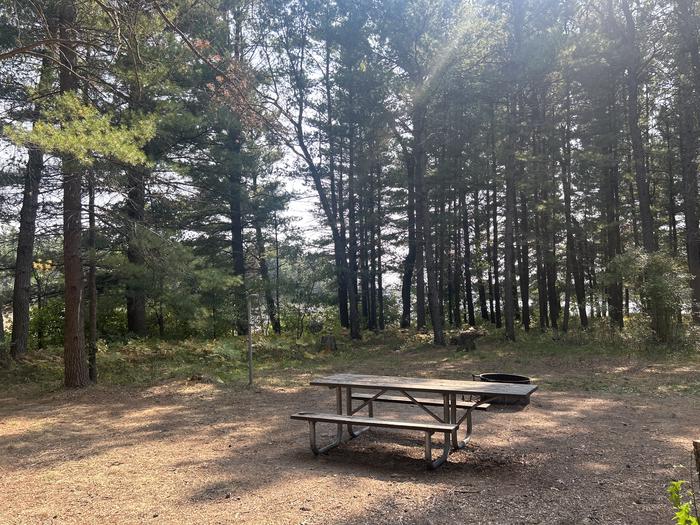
left=1, top=327, right=698, bottom=398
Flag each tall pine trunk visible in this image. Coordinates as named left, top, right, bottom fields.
left=228, top=126, right=248, bottom=336
left=11, top=51, right=52, bottom=359
left=621, top=0, right=655, bottom=253
left=474, top=190, right=489, bottom=320
left=59, top=0, right=88, bottom=387
left=518, top=191, right=530, bottom=330
left=400, top=153, right=416, bottom=328
left=413, top=104, right=444, bottom=344
left=87, top=172, right=97, bottom=382
left=604, top=88, right=624, bottom=329
left=125, top=164, right=147, bottom=336
left=347, top=122, right=361, bottom=339
left=11, top=145, right=43, bottom=359
left=125, top=38, right=148, bottom=337
left=676, top=0, right=700, bottom=323
left=461, top=193, right=475, bottom=326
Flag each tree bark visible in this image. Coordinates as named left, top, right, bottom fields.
left=253, top=173, right=280, bottom=335
left=324, top=34, right=350, bottom=329
left=675, top=0, right=700, bottom=323
left=347, top=122, right=361, bottom=340
left=489, top=106, right=502, bottom=329
left=228, top=125, right=248, bottom=336
left=535, top=204, right=548, bottom=331
left=604, top=88, right=624, bottom=329
left=125, top=164, right=147, bottom=336
left=400, top=149, right=416, bottom=328
left=518, top=190, right=530, bottom=330
left=562, top=84, right=588, bottom=329
left=10, top=50, right=52, bottom=359
left=461, top=193, right=475, bottom=326
left=621, top=0, right=656, bottom=253
left=474, top=190, right=489, bottom=320
left=87, top=171, right=97, bottom=382
left=10, top=145, right=43, bottom=359
left=59, top=0, right=88, bottom=388
left=124, top=32, right=148, bottom=337
left=504, top=97, right=517, bottom=340
left=375, top=166, right=385, bottom=330
left=413, top=103, right=444, bottom=344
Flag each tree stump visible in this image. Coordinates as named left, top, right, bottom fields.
left=319, top=335, right=337, bottom=353
left=449, top=329, right=483, bottom=351
left=694, top=440, right=700, bottom=488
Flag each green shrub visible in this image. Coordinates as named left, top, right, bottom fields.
left=668, top=480, right=698, bottom=525
left=30, top=298, right=64, bottom=348
left=615, top=250, right=691, bottom=343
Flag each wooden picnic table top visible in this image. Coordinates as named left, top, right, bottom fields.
left=310, top=373, right=538, bottom=398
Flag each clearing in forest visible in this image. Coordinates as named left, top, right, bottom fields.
left=1, top=333, right=698, bottom=524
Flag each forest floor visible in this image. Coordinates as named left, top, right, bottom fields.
left=1, top=329, right=699, bottom=524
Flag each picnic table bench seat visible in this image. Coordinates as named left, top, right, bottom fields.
left=291, top=412, right=457, bottom=469
left=350, top=392, right=491, bottom=412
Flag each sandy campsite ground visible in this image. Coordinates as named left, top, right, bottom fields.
left=1, top=345, right=699, bottom=524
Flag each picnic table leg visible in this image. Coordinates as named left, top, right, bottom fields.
left=346, top=386, right=369, bottom=439
left=424, top=430, right=451, bottom=469
left=449, top=393, right=473, bottom=450
left=307, top=387, right=344, bottom=455
left=335, top=386, right=343, bottom=440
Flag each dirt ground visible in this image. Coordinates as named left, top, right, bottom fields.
left=1, top=349, right=699, bottom=524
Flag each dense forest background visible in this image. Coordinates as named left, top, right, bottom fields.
left=1, top=0, right=699, bottom=387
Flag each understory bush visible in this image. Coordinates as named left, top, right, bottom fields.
left=668, top=480, right=699, bottom=525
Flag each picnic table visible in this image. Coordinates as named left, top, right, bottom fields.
left=291, top=373, right=538, bottom=469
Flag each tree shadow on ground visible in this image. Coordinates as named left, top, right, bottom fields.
left=1, top=377, right=697, bottom=523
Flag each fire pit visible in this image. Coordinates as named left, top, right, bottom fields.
left=474, top=373, right=532, bottom=405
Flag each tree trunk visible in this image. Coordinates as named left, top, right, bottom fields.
left=413, top=104, right=444, bottom=344
left=253, top=177, right=280, bottom=335
left=228, top=125, right=248, bottom=336
left=10, top=50, right=53, bottom=359
left=474, top=190, right=489, bottom=320
left=604, top=88, right=624, bottom=329
left=665, top=120, right=678, bottom=256
left=347, top=122, right=361, bottom=340
left=359, top=179, right=371, bottom=329
left=376, top=167, right=385, bottom=330
left=461, top=193, right=475, bottom=326
left=504, top=91, right=522, bottom=341
left=621, top=0, right=656, bottom=253
left=518, top=191, right=530, bottom=330
left=324, top=35, right=350, bottom=330
left=400, top=152, right=416, bottom=328
left=88, top=172, right=98, bottom=382
left=562, top=84, right=588, bottom=329
left=59, top=0, right=88, bottom=388
left=535, top=207, right=548, bottom=331
left=450, top=195, right=461, bottom=327
left=369, top=188, right=378, bottom=332
left=491, top=187, right=502, bottom=329
left=0, top=307, right=6, bottom=368
left=504, top=98, right=517, bottom=341
left=125, top=38, right=148, bottom=337
left=437, top=184, right=448, bottom=325
left=10, top=145, right=43, bottom=359
left=676, top=0, right=700, bottom=323
left=485, top=189, right=495, bottom=323
left=125, top=164, right=147, bottom=336
left=489, top=107, right=502, bottom=328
